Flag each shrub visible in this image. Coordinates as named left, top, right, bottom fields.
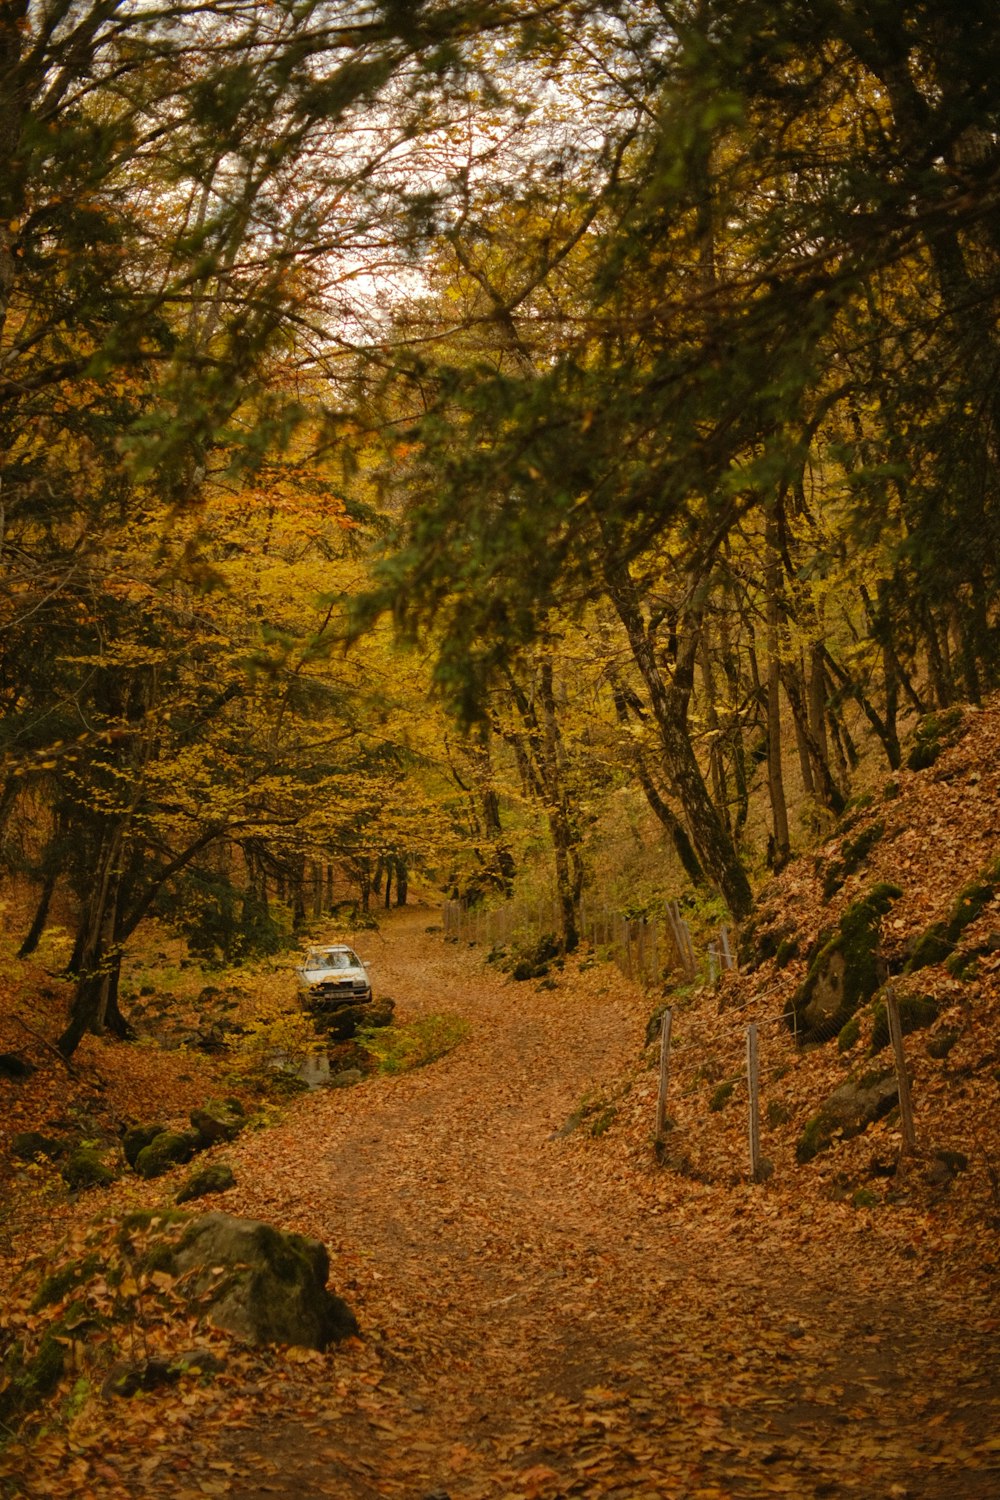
left=357, top=1013, right=470, bottom=1075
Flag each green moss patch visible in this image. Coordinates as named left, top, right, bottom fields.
left=709, top=1079, right=737, bottom=1113
left=870, top=993, right=939, bottom=1053
left=60, top=1147, right=117, bottom=1191
left=905, top=707, right=965, bottom=771
left=134, top=1129, right=201, bottom=1179
left=788, top=884, right=902, bottom=1044
left=796, top=1067, right=898, bottom=1163
left=906, top=860, right=1000, bottom=974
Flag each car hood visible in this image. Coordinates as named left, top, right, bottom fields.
left=298, top=964, right=366, bottom=981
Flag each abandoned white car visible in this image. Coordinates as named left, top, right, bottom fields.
left=296, top=945, right=373, bottom=1011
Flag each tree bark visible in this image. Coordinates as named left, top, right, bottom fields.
left=603, top=558, right=752, bottom=920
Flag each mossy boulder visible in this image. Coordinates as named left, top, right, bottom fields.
left=796, top=1067, right=899, bottom=1163
left=172, top=1212, right=358, bottom=1350
left=837, top=1015, right=861, bottom=1053
left=176, top=1163, right=236, bottom=1204
left=134, top=1130, right=201, bottom=1180
left=12, top=1131, right=66, bottom=1162
left=737, top=910, right=794, bottom=972
left=318, top=995, right=395, bottom=1042
left=60, top=1147, right=117, bottom=1191
left=822, top=821, right=885, bottom=901
left=0, top=1331, right=65, bottom=1426
left=102, top=1347, right=226, bottom=1399
left=502, top=933, right=560, bottom=981
left=190, top=1100, right=245, bottom=1147
left=870, top=993, right=939, bottom=1053
left=31, top=1254, right=103, bottom=1313
left=775, top=937, right=799, bottom=968
left=787, top=884, right=902, bottom=1044
left=905, top=924, right=952, bottom=972
left=122, top=1121, right=167, bottom=1168
left=905, top=863, right=1000, bottom=974
left=905, top=707, right=964, bottom=772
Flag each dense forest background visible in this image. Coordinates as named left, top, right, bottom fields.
left=2, top=0, right=998, bottom=1056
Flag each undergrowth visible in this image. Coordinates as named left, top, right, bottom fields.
left=358, top=1013, right=470, bottom=1074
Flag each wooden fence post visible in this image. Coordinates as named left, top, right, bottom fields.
left=720, top=925, right=734, bottom=971
left=747, top=1022, right=763, bottom=1183
left=655, top=1007, right=673, bottom=1137
left=681, top=917, right=696, bottom=979
left=885, top=984, right=917, bottom=1154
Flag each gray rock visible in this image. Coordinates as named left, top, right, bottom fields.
left=190, top=1101, right=245, bottom=1147
left=330, top=1068, right=364, bottom=1089
left=173, top=1212, right=358, bottom=1350
left=797, top=1067, right=899, bottom=1163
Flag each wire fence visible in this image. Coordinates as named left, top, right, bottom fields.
left=443, top=894, right=919, bottom=1188
left=653, top=980, right=918, bottom=1185
left=441, top=894, right=737, bottom=991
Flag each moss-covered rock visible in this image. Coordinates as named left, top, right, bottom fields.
left=709, top=1079, right=737, bottom=1112
left=172, top=1212, right=358, bottom=1350
left=870, top=993, right=939, bottom=1053
left=122, top=1121, right=167, bottom=1168
left=822, top=821, right=885, bottom=901
left=837, top=1015, right=861, bottom=1053
left=906, top=862, right=1000, bottom=974
left=176, top=1163, right=236, bottom=1204
left=0, top=1331, right=66, bottom=1426
left=796, top=1067, right=899, bottom=1163
left=134, top=1130, right=201, bottom=1180
left=905, top=924, right=952, bottom=972
left=787, top=884, right=902, bottom=1044
left=31, top=1254, right=103, bottom=1313
left=775, top=937, right=799, bottom=968
left=737, top=910, right=794, bottom=972
left=12, top=1131, right=66, bottom=1162
left=317, top=996, right=395, bottom=1042
left=60, top=1147, right=117, bottom=1191
left=190, top=1101, right=245, bottom=1147
left=927, top=1029, right=959, bottom=1060
left=905, top=707, right=964, bottom=771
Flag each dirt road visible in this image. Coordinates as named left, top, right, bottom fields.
left=96, top=908, right=1000, bottom=1498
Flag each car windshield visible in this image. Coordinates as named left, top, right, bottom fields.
left=304, top=949, right=359, bottom=970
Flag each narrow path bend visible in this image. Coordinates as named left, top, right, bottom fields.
left=184, top=908, right=997, bottom=1500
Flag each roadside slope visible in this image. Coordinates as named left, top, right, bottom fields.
left=3, top=905, right=998, bottom=1499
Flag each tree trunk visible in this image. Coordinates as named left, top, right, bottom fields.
left=59, top=827, right=124, bottom=1057
left=609, top=676, right=705, bottom=886
left=394, top=859, right=408, bottom=907
left=764, top=516, right=791, bottom=869
left=18, top=867, right=58, bottom=959
left=603, top=558, right=752, bottom=920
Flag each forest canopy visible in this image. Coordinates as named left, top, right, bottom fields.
left=2, top=1, right=998, bottom=1049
